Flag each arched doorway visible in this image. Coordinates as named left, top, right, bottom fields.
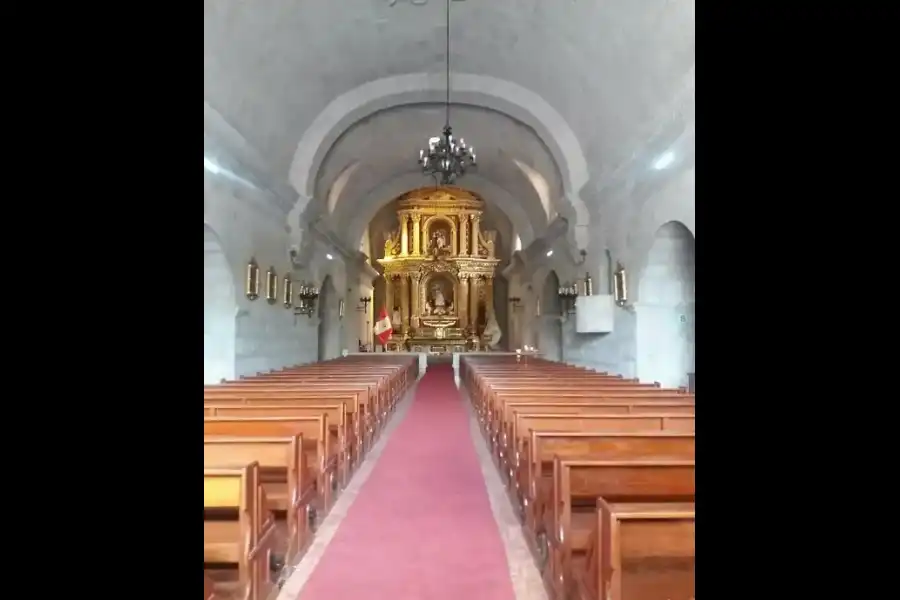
left=317, top=275, right=339, bottom=360
left=538, top=270, right=563, bottom=360
left=204, top=224, right=237, bottom=383
left=636, top=221, right=695, bottom=388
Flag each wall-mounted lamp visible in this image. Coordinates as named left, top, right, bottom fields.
left=265, top=267, right=278, bottom=304
left=508, top=296, right=522, bottom=311
left=558, top=282, right=578, bottom=314
left=613, top=262, right=629, bottom=307
left=294, top=281, right=320, bottom=317
left=357, top=295, right=372, bottom=312
left=282, top=276, right=293, bottom=309
left=245, top=258, right=260, bottom=301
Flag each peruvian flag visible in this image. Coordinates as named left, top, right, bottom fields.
left=373, top=306, right=393, bottom=345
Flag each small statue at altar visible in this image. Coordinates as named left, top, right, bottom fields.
left=392, top=306, right=402, bottom=330
left=383, top=229, right=400, bottom=257
left=429, top=282, right=450, bottom=316
left=424, top=300, right=433, bottom=316
left=429, top=229, right=450, bottom=258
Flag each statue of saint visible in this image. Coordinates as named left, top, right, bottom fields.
left=424, top=300, right=433, bottom=316
left=430, top=283, right=448, bottom=316
left=392, top=307, right=402, bottom=330
left=482, top=312, right=502, bottom=350
left=429, top=229, right=450, bottom=257
left=383, top=230, right=401, bottom=257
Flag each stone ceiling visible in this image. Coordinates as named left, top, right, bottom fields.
left=204, top=0, right=695, bottom=246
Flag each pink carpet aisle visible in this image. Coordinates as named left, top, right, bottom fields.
left=295, top=364, right=517, bottom=600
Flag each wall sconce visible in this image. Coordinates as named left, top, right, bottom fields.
left=338, top=299, right=345, bottom=319
left=613, top=262, right=628, bottom=307
left=357, top=295, right=372, bottom=312
left=558, top=282, right=578, bottom=314
left=265, top=267, right=278, bottom=304
left=245, top=258, right=260, bottom=301
left=294, top=281, right=320, bottom=317
left=508, top=296, right=522, bottom=311
left=282, top=276, right=293, bottom=309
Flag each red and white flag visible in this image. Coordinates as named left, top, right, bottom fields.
left=373, top=306, right=393, bottom=345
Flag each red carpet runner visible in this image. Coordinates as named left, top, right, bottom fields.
left=296, top=364, right=517, bottom=600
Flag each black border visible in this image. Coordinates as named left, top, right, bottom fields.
left=12, top=3, right=194, bottom=592
left=700, top=7, right=893, bottom=595
left=11, top=2, right=893, bottom=596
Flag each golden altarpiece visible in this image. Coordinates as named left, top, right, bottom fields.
left=377, top=187, right=501, bottom=354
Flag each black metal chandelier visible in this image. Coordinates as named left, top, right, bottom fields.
left=417, top=0, right=476, bottom=185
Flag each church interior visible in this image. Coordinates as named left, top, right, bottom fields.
left=205, top=1, right=694, bottom=599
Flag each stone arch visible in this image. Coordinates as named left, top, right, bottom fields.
left=204, top=223, right=237, bottom=383
left=538, top=270, right=563, bottom=361
left=317, top=275, right=340, bottom=361
left=635, top=221, right=695, bottom=388
left=288, top=73, right=590, bottom=234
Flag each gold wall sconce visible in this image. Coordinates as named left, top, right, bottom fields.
left=282, top=275, right=293, bottom=309
left=613, top=262, right=629, bottom=307
left=245, top=258, right=260, bottom=301
left=265, top=267, right=278, bottom=304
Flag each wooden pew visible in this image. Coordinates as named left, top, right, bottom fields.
left=203, top=392, right=364, bottom=468
left=574, top=500, right=694, bottom=600
left=497, top=402, right=695, bottom=467
left=205, top=403, right=351, bottom=485
left=204, top=462, right=276, bottom=600
left=522, top=432, right=694, bottom=550
left=550, top=460, right=695, bottom=599
left=204, top=434, right=313, bottom=564
left=203, top=416, right=335, bottom=510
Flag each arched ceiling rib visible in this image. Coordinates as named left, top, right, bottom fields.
left=204, top=0, right=694, bottom=234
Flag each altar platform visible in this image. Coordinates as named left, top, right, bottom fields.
left=343, top=351, right=541, bottom=380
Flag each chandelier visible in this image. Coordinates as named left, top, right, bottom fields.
left=417, top=0, right=476, bottom=185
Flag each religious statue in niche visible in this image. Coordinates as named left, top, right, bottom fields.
left=429, top=228, right=451, bottom=258
left=383, top=229, right=401, bottom=257
left=424, top=279, right=454, bottom=316
left=392, top=306, right=402, bottom=330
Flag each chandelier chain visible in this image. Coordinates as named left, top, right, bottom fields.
left=416, top=0, right=476, bottom=186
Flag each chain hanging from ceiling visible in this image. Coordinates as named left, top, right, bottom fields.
left=417, top=0, right=476, bottom=185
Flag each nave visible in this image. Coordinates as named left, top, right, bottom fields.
left=204, top=355, right=695, bottom=600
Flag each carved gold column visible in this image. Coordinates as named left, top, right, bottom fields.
left=400, top=214, right=410, bottom=257
left=385, top=275, right=394, bottom=319
left=400, top=275, right=410, bottom=331
left=411, top=214, right=422, bottom=256
left=469, top=275, right=479, bottom=327
left=459, top=213, right=469, bottom=256
left=451, top=218, right=459, bottom=256
left=410, top=273, right=421, bottom=329
left=458, top=274, right=470, bottom=329
left=471, top=214, right=481, bottom=257
left=484, top=275, right=495, bottom=318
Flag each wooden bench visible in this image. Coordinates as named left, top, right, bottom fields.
left=205, top=403, right=351, bottom=485
left=550, top=460, right=695, bottom=599
left=574, top=500, right=694, bottom=600
left=203, top=416, right=335, bottom=510
left=523, top=432, right=694, bottom=552
left=203, top=462, right=276, bottom=600
left=204, top=434, right=313, bottom=564
left=204, top=573, right=218, bottom=600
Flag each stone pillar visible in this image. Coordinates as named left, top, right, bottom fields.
left=410, top=274, right=421, bottom=329
left=459, top=213, right=469, bottom=256
left=385, top=275, right=394, bottom=320
left=471, top=214, right=481, bottom=257
left=469, top=276, right=479, bottom=328
left=459, top=275, right=470, bottom=329
left=484, top=276, right=495, bottom=318
left=400, top=213, right=409, bottom=257
left=400, top=275, right=410, bottom=331
left=411, top=214, right=422, bottom=256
